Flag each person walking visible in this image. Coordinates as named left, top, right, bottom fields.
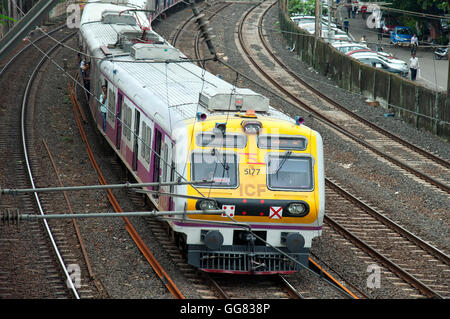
left=376, top=17, right=382, bottom=41
left=409, top=53, right=419, bottom=81
left=361, top=4, right=367, bottom=19
left=346, top=0, right=352, bottom=18
left=343, top=17, right=349, bottom=33
left=410, top=34, right=418, bottom=55
left=352, top=1, right=358, bottom=18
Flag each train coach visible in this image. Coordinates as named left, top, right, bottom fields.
left=78, top=0, right=325, bottom=274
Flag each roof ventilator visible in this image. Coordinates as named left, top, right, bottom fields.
left=199, top=86, right=269, bottom=112
left=130, top=43, right=180, bottom=60
left=113, top=30, right=163, bottom=52
left=101, top=10, right=136, bottom=26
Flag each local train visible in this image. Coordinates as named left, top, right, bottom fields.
left=78, top=0, right=325, bottom=274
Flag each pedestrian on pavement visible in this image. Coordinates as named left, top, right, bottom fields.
left=346, top=0, right=352, bottom=18
left=360, top=35, right=367, bottom=44
left=376, top=17, right=382, bottom=41
left=411, top=34, right=418, bottom=55
left=361, top=4, right=367, bottom=19
left=352, top=1, right=358, bottom=18
left=409, top=53, right=419, bottom=81
left=343, top=17, right=349, bottom=33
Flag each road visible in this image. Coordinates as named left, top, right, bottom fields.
left=336, top=7, right=448, bottom=92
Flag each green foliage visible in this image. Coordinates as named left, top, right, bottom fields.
left=390, top=0, right=448, bottom=13
left=0, top=14, right=17, bottom=25
left=288, top=0, right=328, bottom=16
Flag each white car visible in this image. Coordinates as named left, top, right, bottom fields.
left=291, top=15, right=337, bottom=29
left=291, top=15, right=316, bottom=26
left=322, top=27, right=352, bottom=43
left=332, top=42, right=369, bottom=54
left=348, top=51, right=409, bottom=77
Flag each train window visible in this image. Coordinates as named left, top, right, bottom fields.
left=141, top=122, right=152, bottom=163
left=267, top=155, right=313, bottom=191
left=258, top=136, right=307, bottom=150
left=107, top=88, right=115, bottom=122
left=123, top=104, right=132, bottom=141
left=191, top=151, right=238, bottom=188
left=196, top=133, right=247, bottom=148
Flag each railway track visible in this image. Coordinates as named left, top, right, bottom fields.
left=67, top=75, right=185, bottom=299
left=182, top=0, right=449, bottom=298
left=2, top=1, right=442, bottom=300
left=234, top=0, right=449, bottom=195
left=0, top=24, right=84, bottom=298
left=237, top=0, right=449, bottom=299
left=161, top=1, right=365, bottom=299
left=325, top=178, right=449, bottom=298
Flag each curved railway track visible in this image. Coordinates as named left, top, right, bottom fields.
left=236, top=1, right=449, bottom=298
left=235, top=0, right=449, bottom=195
left=0, top=24, right=83, bottom=298
left=164, top=1, right=363, bottom=299
left=67, top=75, right=185, bottom=299
left=184, top=0, right=449, bottom=298
left=3, top=1, right=444, bottom=300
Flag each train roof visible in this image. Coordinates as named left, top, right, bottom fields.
left=80, top=0, right=300, bottom=133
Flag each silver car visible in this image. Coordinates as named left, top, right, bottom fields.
left=349, top=51, right=409, bottom=77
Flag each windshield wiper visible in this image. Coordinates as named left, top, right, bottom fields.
left=275, top=150, right=292, bottom=177
left=211, top=148, right=230, bottom=171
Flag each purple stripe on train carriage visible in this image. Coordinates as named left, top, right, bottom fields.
left=99, top=70, right=175, bottom=143
left=173, top=221, right=322, bottom=231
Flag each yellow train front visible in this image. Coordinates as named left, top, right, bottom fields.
left=172, top=104, right=325, bottom=274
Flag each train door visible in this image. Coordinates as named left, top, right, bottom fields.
left=152, top=128, right=163, bottom=195
left=132, top=110, right=140, bottom=171
left=116, top=92, right=123, bottom=149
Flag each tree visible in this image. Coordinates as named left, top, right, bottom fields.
left=389, top=0, right=448, bottom=43
left=288, top=0, right=327, bottom=16
left=390, top=0, right=447, bottom=12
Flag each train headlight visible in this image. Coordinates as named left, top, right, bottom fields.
left=241, top=120, right=261, bottom=134
left=198, top=199, right=218, bottom=211
left=287, top=202, right=308, bottom=217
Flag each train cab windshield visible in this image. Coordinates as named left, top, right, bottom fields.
left=191, top=151, right=238, bottom=188
left=196, top=133, right=247, bottom=148
left=267, top=155, right=314, bottom=191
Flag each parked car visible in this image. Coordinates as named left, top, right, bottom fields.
left=332, top=33, right=353, bottom=43
left=348, top=51, right=409, bottom=77
left=390, top=26, right=414, bottom=46
left=297, top=22, right=316, bottom=34
left=332, top=42, right=369, bottom=54
left=291, top=15, right=316, bottom=26
left=291, top=15, right=337, bottom=29
left=381, top=16, right=399, bottom=37
left=434, top=47, right=448, bottom=59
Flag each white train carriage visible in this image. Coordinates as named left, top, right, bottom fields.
left=79, top=0, right=325, bottom=274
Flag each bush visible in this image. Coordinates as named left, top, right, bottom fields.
left=289, top=0, right=327, bottom=16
